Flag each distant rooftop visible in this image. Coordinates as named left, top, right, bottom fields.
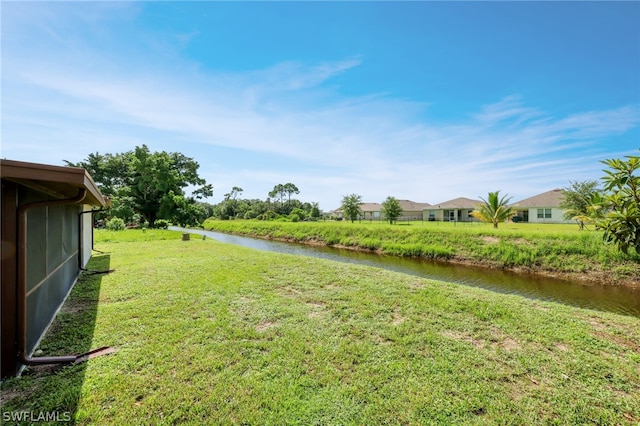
left=331, top=190, right=569, bottom=212
left=396, top=199, right=431, bottom=210
left=337, top=199, right=430, bottom=212
left=430, top=197, right=482, bottom=209
left=511, top=189, right=565, bottom=208
left=360, top=202, right=382, bottom=212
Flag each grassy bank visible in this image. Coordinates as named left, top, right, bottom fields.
left=202, top=219, right=640, bottom=285
left=1, top=229, right=639, bottom=424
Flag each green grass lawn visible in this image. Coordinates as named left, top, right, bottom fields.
left=2, top=230, right=639, bottom=425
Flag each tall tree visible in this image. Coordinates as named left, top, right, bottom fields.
left=283, top=183, right=300, bottom=211
left=381, top=196, right=403, bottom=224
left=596, top=154, right=640, bottom=254
left=65, top=151, right=128, bottom=197
left=222, top=186, right=244, bottom=219
left=225, top=186, right=243, bottom=201
left=268, top=184, right=286, bottom=211
left=68, top=145, right=213, bottom=227
left=341, top=194, right=363, bottom=223
left=471, top=190, right=515, bottom=229
left=560, top=180, right=601, bottom=230
left=127, top=145, right=213, bottom=227
left=160, top=191, right=209, bottom=227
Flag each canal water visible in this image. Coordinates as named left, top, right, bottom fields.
left=174, top=227, right=640, bottom=317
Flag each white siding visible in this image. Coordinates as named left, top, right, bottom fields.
left=527, top=207, right=571, bottom=224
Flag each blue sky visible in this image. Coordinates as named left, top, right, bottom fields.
left=2, top=1, right=639, bottom=210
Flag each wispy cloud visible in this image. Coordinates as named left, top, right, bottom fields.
left=4, top=57, right=638, bottom=206
left=2, top=2, right=638, bottom=209
left=249, top=57, right=363, bottom=92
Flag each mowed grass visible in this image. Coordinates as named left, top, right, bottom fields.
left=202, top=219, right=640, bottom=283
left=2, top=230, right=639, bottom=425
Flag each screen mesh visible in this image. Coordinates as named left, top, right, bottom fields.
left=23, top=189, right=81, bottom=354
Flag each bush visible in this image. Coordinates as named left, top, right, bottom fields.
left=154, top=219, right=170, bottom=229
left=106, top=217, right=126, bottom=231
left=261, top=211, right=278, bottom=221
left=290, top=208, right=307, bottom=221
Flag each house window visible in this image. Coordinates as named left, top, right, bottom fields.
left=537, top=208, right=551, bottom=219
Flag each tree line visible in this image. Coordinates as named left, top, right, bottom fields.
left=68, top=145, right=322, bottom=227
left=212, top=184, right=321, bottom=221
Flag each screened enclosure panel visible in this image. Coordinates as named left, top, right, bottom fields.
left=22, top=189, right=81, bottom=354
left=2, top=161, right=105, bottom=378
left=26, top=253, right=78, bottom=351
left=25, top=206, right=46, bottom=293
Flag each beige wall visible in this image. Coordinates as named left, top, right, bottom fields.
left=423, top=209, right=477, bottom=222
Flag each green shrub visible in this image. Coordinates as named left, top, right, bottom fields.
left=154, top=219, right=170, bottom=229
left=106, top=217, right=126, bottom=231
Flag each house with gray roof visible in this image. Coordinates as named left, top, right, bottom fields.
left=396, top=200, right=432, bottom=220
left=510, top=189, right=570, bottom=223
left=424, top=197, right=482, bottom=222
left=334, top=199, right=431, bottom=221
left=361, top=200, right=432, bottom=221
left=359, top=202, right=383, bottom=220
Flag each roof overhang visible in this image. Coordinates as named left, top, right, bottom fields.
left=0, top=159, right=107, bottom=207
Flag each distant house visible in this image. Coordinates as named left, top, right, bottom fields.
left=424, top=197, right=482, bottom=222
left=510, top=189, right=570, bottom=223
left=358, top=200, right=432, bottom=221
left=1, top=159, right=107, bottom=378
left=394, top=200, right=432, bottom=221
left=359, top=202, right=383, bottom=220
left=330, top=190, right=573, bottom=225
left=333, top=200, right=431, bottom=221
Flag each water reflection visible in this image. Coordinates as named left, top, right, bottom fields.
left=175, top=228, right=640, bottom=317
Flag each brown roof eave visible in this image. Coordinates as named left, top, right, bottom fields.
left=0, top=159, right=106, bottom=207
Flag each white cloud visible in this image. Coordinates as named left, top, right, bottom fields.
left=249, top=57, right=363, bottom=92
left=2, top=2, right=638, bottom=210
left=4, top=54, right=638, bottom=208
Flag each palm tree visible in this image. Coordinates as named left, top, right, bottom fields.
left=560, top=180, right=600, bottom=230
left=471, top=191, right=515, bottom=229
left=564, top=192, right=606, bottom=230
